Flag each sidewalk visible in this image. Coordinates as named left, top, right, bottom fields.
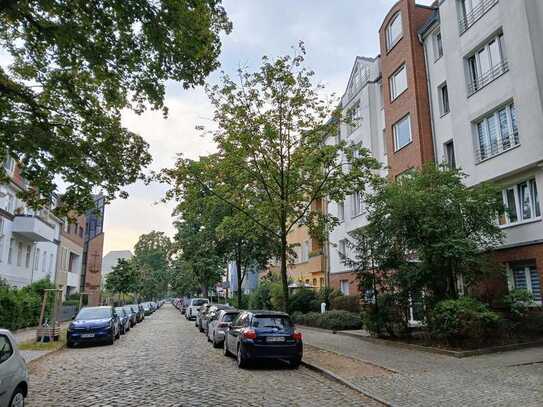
left=301, top=327, right=543, bottom=407
left=13, top=322, right=70, bottom=364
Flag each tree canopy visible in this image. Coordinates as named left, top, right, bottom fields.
left=0, top=0, right=231, bottom=213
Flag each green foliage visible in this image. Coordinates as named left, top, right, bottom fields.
left=428, top=298, right=500, bottom=347
left=318, top=287, right=343, bottom=309
left=288, top=289, right=320, bottom=314
left=105, top=258, right=138, bottom=295
left=0, top=279, right=55, bottom=330
left=229, top=293, right=249, bottom=309
left=0, top=0, right=231, bottom=213
left=133, top=231, right=172, bottom=299
left=248, top=281, right=274, bottom=310
left=331, top=295, right=361, bottom=313
left=161, top=44, right=381, bottom=311
left=291, top=310, right=362, bottom=331
left=362, top=293, right=408, bottom=337
left=503, top=289, right=536, bottom=320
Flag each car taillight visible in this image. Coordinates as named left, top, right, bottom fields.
left=293, top=331, right=303, bottom=341
left=241, top=328, right=257, bottom=340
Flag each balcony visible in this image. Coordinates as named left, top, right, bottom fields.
left=467, top=60, right=509, bottom=96
left=475, top=131, right=520, bottom=163
left=12, top=215, right=55, bottom=242
left=459, top=0, right=499, bottom=34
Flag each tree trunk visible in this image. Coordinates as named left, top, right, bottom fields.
left=236, top=247, right=242, bottom=308
left=202, top=285, right=208, bottom=298
left=280, top=232, right=289, bottom=312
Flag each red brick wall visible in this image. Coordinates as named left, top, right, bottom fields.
left=379, top=0, right=435, bottom=179
left=85, top=233, right=104, bottom=306
left=330, top=271, right=360, bottom=295
left=494, top=242, right=543, bottom=290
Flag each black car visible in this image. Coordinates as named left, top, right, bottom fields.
left=115, top=307, right=130, bottom=334
left=122, top=305, right=137, bottom=327
left=223, top=311, right=303, bottom=369
left=67, top=306, right=121, bottom=347
left=130, top=304, right=144, bottom=323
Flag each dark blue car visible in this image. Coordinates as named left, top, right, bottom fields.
left=67, top=306, right=121, bottom=347
left=223, top=311, right=303, bottom=369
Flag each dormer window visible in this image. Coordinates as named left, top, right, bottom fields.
left=387, top=12, right=403, bottom=50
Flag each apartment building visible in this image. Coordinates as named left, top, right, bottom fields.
left=420, top=0, right=543, bottom=303
left=56, top=213, right=86, bottom=299
left=0, top=156, right=62, bottom=287
left=81, top=195, right=106, bottom=306
left=327, top=56, right=388, bottom=294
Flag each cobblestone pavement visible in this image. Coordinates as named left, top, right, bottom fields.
left=26, top=305, right=380, bottom=407
left=301, top=328, right=543, bottom=407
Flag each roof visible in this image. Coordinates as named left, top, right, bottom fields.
left=418, top=7, right=440, bottom=38
left=246, top=310, right=289, bottom=316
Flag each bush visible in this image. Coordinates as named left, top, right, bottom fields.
left=318, top=287, right=343, bottom=309
left=331, top=295, right=361, bottom=313
left=362, top=293, right=407, bottom=337
left=291, top=310, right=362, bottom=331
left=428, top=297, right=500, bottom=347
left=248, top=282, right=273, bottom=310
left=230, top=293, right=250, bottom=309
left=503, top=289, right=536, bottom=320
left=288, top=289, right=320, bottom=314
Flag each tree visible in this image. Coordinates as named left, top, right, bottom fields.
left=0, top=0, right=232, bottom=213
left=105, top=258, right=138, bottom=298
left=161, top=45, right=380, bottom=310
left=345, top=163, right=504, bottom=331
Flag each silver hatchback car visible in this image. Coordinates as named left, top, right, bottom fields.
left=0, top=329, right=28, bottom=407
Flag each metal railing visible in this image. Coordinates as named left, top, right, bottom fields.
left=475, top=131, right=519, bottom=163
left=467, top=60, right=509, bottom=96
left=459, top=0, right=499, bottom=34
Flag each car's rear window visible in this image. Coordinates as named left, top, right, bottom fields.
left=222, top=313, right=239, bottom=322
left=192, top=299, right=208, bottom=306
left=115, top=308, right=125, bottom=315
left=252, top=316, right=292, bottom=329
left=77, top=308, right=111, bottom=320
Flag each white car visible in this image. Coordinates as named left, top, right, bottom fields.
left=186, top=298, right=209, bottom=321
left=0, top=329, right=28, bottom=407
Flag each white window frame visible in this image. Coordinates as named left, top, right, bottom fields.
left=433, top=30, right=443, bottom=61
left=337, top=201, right=344, bottom=222
left=475, top=102, right=518, bottom=162
left=301, top=240, right=309, bottom=263
left=338, top=239, right=347, bottom=259
left=467, top=33, right=506, bottom=94
left=499, top=178, right=541, bottom=227
left=0, top=218, right=4, bottom=263
left=393, top=114, right=412, bottom=151
left=507, top=263, right=542, bottom=304
left=386, top=12, right=403, bottom=50
left=346, top=100, right=362, bottom=135
left=2, top=156, right=15, bottom=176
left=389, top=65, right=407, bottom=101
left=25, top=245, right=31, bottom=269
left=8, top=238, right=15, bottom=265
left=351, top=192, right=363, bottom=218
left=340, top=280, right=350, bottom=295
left=438, top=82, right=450, bottom=116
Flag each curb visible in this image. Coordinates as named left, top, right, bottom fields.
left=300, top=325, right=543, bottom=358
left=301, top=360, right=393, bottom=407
left=25, top=343, right=67, bottom=370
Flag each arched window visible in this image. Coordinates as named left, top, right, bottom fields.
left=386, top=12, right=403, bottom=50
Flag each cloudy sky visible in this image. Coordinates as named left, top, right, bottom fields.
left=105, top=0, right=434, bottom=255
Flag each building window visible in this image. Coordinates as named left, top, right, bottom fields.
left=444, top=141, right=456, bottom=169
left=386, top=12, right=403, bottom=50
left=338, top=239, right=347, bottom=259
left=467, top=33, right=507, bottom=95
left=499, top=178, right=540, bottom=226
left=389, top=65, right=407, bottom=101
left=337, top=201, right=344, bottom=222
left=42, top=251, right=47, bottom=273
left=16, top=242, right=23, bottom=267
left=301, top=240, right=310, bottom=263
left=340, top=280, right=350, bottom=295
left=459, top=0, right=499, bottom=34
left=34, top=248, right=40, bottom=271
left=393, top=114, right=412, bottom=151
left=352, top=192, right=363, bottom=217
left=509, top=263, right=541, bottom=303
left=475, top=102, right=518, bottom=162
left=7, top=238, right=14, bottom=264
left=25, top=246, right=31, bottom=268
left=439, top=83, right=450, bottom=116
left=433, top=30, right=443, bottom=61
left=320, top=277, right=325, bottom=287
left=0, top=220, right=4, bottom=264
left=346, top=100, right=361, bottom=135
left=2, top=155, right=15, bottom=176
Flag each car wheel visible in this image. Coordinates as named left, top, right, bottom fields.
left=223, top=338, right=231, bottom=356
left=237, top=345, right=249, bottom=369
left=289, top=357, right=302, bottom=369
left=9, top=386, right=25, bottom=407
left=115, top=328, right=120, bottom=340
left=107, top=333, right=115, bottom=345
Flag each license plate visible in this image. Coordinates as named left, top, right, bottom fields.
left=81, top=333, right=95, bottom=338
left=266, top=336, right=285, bottom=342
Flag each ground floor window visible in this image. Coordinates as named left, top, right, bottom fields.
left=509, top=262, right=541, bottom=303
left=408, top=290, right=425, bottom=326
left=340, top=280, right=350, bottom=295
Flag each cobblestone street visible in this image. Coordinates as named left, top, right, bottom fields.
left=26, top=305, right=379, bottom=406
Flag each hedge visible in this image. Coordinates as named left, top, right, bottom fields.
left=331, top=295, right=361, bottom=313
left=291, top=310, right=362, bottom=331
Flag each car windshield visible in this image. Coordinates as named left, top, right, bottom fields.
left=252, top=316, right=292, bottom=329
left=76, top=308, right=111, bottom=320
left=124, top=307, right=133, bottom=313
left=192, top=299, right=208, bottom=306
left=115, top=308, right=125, bottom=316
left=222, top=313, right=238, bottom=322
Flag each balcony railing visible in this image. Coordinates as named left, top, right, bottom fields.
left=467, top=60, right=509, bottom=96
left=459, top=0, right=499, bottom=34
left=475, top=131, right=520, bottom=163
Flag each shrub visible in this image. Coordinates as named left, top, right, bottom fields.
left=503, top=289, right=536, bottom=320
left=362, top=293, right=407, bottom=337
left=230, top=293, right=250, bottom=309
left=248, top=283, right=273, bottom=310
left=518, top=311, right=543, bottom=337
left=291, top=310, right=362, bottom=331
left=428, top=297, right=500, bottom=347
left=318, top=287, right=343, bottom=309
left=288, top=288, right=320, bottom=314
left=331, top=295, right=361, bottom=313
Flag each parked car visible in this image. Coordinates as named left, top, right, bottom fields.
left=142, top=302, right=153, bottom=316
left=223, top=311, right=303, bottom=369
left=123, top=305, right=137, bottom=327
left=207, top=309, right=239, bottom=348
left=201, top=305, right=233, bottom=335
left=0, top=329, right=28, bottom=407
left=115, top=307, right=130, bottom=334
left=130, top=304, right=144, bottom=323
left=186, top=298, right=209, bottom=320
left=67, top=306, right=121, bottom=347
left=196, top=303, right=213, bottom=330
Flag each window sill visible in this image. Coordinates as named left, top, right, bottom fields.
left=434, top=55, right=443, bottom=63
left=394, top=140, right=413, bottom=153
left=439, top=111, right=450, bottom=118
left=350, top=213, right=364, bottom=220
left=499, top=217, right=542, bottom=230
left=390, top=88, right=408, bottom=103
left=475, top=143, right=520, bottom=165
left=386, top=36, right=403, bottom=54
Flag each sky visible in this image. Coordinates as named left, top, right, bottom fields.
left=104, top=0, right=435, bottom=255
